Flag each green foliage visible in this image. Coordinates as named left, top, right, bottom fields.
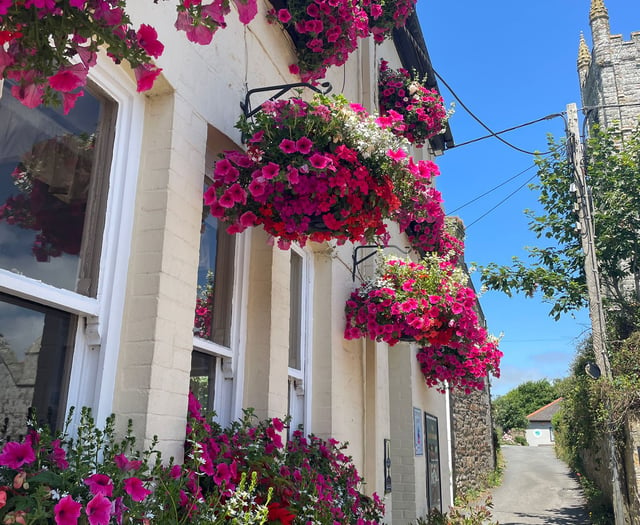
left=492, top=379, right=559, bottom=431
left=412, top=496, right=499, bottom=525
left=479, top=124, right=640, bottom=325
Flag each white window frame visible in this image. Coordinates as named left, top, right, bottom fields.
left=287, top=244, right=313, bottom=435
left=192, top=228, right=250, bottom=428
left=0, top=58, right=145, bottom=428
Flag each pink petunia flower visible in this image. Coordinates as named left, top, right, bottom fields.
left=309, top=153, right=330, bottom=169
left=62, top=91, right=84, bottom=115
left=277, top=8, right=291, bottom=23
left=113, top=454, right=143, bottom=472
left=386, top=148, right=407, bottom=161
left=239, top=211, right=257, bottom=227
left=86, top=494, right=112, bottom=525
left=279, top=138, right=297, bottom=154
left=48, top=63, right=89, bottom=92
left=0, top=441, right=36, bottom=469
left=84, top=474, right=114, bottom=497
left=232, top=0, right=257, bottom=24
left=261, top=162, right=280, bottom=180
left=134, top=63, right=162, bottom=92
left=248, top=177, right=266, bottom=197
left=123, top=477, right=152, bottom=502
left=136, top=24, right=164, bottom=58
left=54, top=496, right=82, bottom=525
left=295, top=136, right=313, bottom=154
left=11, top=82, right=45, bottom=109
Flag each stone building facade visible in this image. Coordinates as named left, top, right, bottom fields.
left=577, top=1, right=640, bottom=521
left=0, top=2, right=504, bottom=522
left=578, top=0, right=640, bottom=134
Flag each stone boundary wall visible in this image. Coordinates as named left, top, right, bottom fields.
left=450, top=379, right=496, bottom=495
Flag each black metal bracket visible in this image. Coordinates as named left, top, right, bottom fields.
left=352, top=244, right=409, bottom=281
left=240, top=81, right=332, bottom=120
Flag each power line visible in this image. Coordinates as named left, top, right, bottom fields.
left=450, top=114, right=563, bottom=150
left=464, top=170, right=539, bottom=228
left=432, top=68, right=563, bottom=155
left=447, top=164, right=537, bottom=214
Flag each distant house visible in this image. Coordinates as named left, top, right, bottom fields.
left=526, top=398, right=563, bottom=446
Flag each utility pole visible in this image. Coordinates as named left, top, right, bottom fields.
left=566, top=102, right=626, bottom=524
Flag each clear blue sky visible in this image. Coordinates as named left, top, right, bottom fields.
left=416, top=0, right=640, bottom=397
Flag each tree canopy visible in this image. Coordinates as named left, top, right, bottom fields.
left=479, top=124, right=640, bottom=333
left=493, top=379, right=560, bottom=431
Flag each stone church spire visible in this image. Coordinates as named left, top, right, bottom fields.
left=589, top=0, right=611, bottom=44
left=590, top=0, right=609, bottom=22
left=577, top=32, right=592, bottom=90
left=577, top=32, right=591, bottom=70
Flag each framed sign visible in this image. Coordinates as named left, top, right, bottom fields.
left=384, top=438, right=392, bottom=493
left=425, top=413, right=442, bottom=513
left=413, top=407, right=424, bottom=456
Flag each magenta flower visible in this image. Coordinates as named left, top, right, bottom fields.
left=114, top=454, right=142, bottom=472
left=386, top=148, right=407, bottom=161
left=134, top=63, right=162, bottom=93
left=261, top=162, right=280, bottom=180
left=86, top=494, right=112, bottom=525
left=232, top=0, right=258, bottom=24
left=295, top=137, right=313, bottom=154
left=248, top=177, right=266, bottom=197
left=239, top=211, right=257, bottom=227
left=279, top=139, right=297, bottom=154
left=0, top=441, right=36, bottom=469
left=309, top=153, right=330, bottom=169
left=84, top=473, right=114, bottom=497
left=136, top=24, right=164, bottom=58
left=54, top=496, right=82, bottom=525
left=277, top=8, right=291, bottom=23
left=48, top=63, right=88, bottom=92
left=124, top=477, right=152, bottom=502
left=50, top=440, right=69, bottom=469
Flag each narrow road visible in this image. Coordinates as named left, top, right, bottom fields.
left=490, top=445, right=590, bottom=524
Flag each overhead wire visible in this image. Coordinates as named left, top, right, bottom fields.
left=464, top=170, right=540, bottom=229
left=447, top=164, right=537, bottom=214
left=432, top=68, right=564, bottom=155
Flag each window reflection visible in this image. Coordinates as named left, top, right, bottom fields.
left=0, top=293, right=74, bottom=440
left=190, top=351, right=216, bottom=412
left=0, top=83, right=102, bottom=292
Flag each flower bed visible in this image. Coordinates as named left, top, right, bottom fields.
left=0, top=396, right=384, bottom=524
left=377, top=60, right=449, bottom=147
left=344, top=255, right=502, bottom=392
left=205, top=93, right=441, bottom=249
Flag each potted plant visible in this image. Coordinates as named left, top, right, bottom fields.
left=205, top=93, right=440, bottom=249
left=344, top=255, right=502, bottom=392
left=377, top=60, right=450, bottom=147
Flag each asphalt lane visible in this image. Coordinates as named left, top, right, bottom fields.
left=490, top=445, right=591, bottom=524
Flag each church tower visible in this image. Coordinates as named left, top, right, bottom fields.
left=577, top=0, right=640, bottom=133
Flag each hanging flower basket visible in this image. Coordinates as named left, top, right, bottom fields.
left=377, top=60, right=450, bottom=147
left=364, top=0, right=416, bottom=43
left=0, top=0, right=257, bottom=112
left=344, top=255, right=502, bottom=392
left=268, top=0, right=416, bottom=82
left=205, top=94, right=440, bottom=249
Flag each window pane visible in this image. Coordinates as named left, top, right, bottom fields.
left=190, top=351, right=216, bottom=412
left=0, top=292, right=74, bottom=440
left=194, top=213, right=234, bottom=346
left=289, top=252, right=303, bottom=370
left=0, top=83, right=106, bottom=293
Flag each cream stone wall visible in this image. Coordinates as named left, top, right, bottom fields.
left=100, top=0, right=456, bottom=518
